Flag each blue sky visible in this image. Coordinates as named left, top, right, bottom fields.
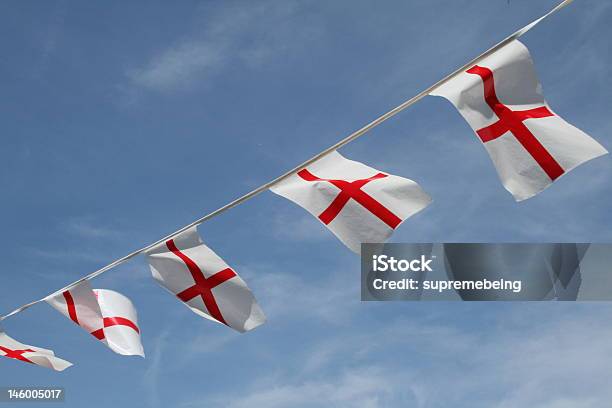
left=1, top=0, right=612, bottom=406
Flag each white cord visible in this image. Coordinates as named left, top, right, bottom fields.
left=0, top=0, right=574, bottom=321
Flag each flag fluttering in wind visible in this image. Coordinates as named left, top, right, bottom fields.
left=270, top=151, right=432, bottom=253
left=46, top=281, right=144, bottom=357
left=430, top=40, right=608, bottom=201
left=0, top=327, right=72, bottom=371
left=145, top=227, right=266, bottom=333
left=92, top=289, right=144, bottom=357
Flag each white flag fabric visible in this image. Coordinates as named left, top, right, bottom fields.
left=46, top=280, right=104, bottom=335
left=46, top=281, right=144, bottom=357
left=92, top=289, right=144, bottom=357
left=0, top=327, right=72, bottom=371
left=430, top=40, right=607, bottom=201
left=145, top=227, right=266, bottom=333
left=269, top=151, right=432, bottom=253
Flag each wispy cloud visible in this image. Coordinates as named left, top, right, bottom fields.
left=127, top=40, right=225, bottom=92
left=186, top=366, right=406, bottom=408
left=238, top=262, right=359, bottom=325
left=23, top=247, right=106, bottom=265
left=61, top=215, right=122, bottom=239
left=142, top=329, right=171, bottom=408
left=271, top=211, right=329, bottom=243
left=178, top=305, right=612, bottom=408
left=126, top=1, right=321, bottom=93
left=29, top=0, right=67, bottom=79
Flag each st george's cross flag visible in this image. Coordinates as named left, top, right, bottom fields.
left=145, top=227, right=266, bottom=333
left=269, top=151, right=432, bottom=253
left=0, top=326, right=72, bottom=371
left=45, top=281, right=144, bottom=357
left=430, top=40, right=607, bottom=201
left=91, top=289, right=144, bottom=357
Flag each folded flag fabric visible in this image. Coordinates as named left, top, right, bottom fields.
left=269, top=150, right=432, bottom=253
left=0, top=326, right=72, bottom=371
left=46, top=280, right=104, bottom=334
left=145, top=227, right=266, bottom=333
left=46, top=281, right=144, bottom=357
left=430, top=40, right=608, bottom=201
left=91, top=289, right=144, bottom=357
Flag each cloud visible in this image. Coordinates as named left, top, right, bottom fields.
left=40, top=1, right=66, bottom=60
left=61, top=215, right=122, bottom=239
left=126, top=1, right=321, bottom=93
left=238, top=262, right=359, bottom=325
left=186, top=366, right=409, bottom=408
left=127, top=41, right=225, bottom=92
left=142, top=329, right=171, bottom=408
left=28, top=0, right=67, bottom=79
left=180, top=328, right=238, bottom=359
left=178, top=304, right=612, bottom=408
left=487, top=309, right=612, bottom=407
left=24, top=247, right=106, bottom=264
left=271, top=210, right=330, bottom=243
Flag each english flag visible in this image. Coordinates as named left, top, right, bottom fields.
left=145, top=227, right=266, bottom=333
left=0, top=327, right=72, bottom=371
left=46, top=281, right=144, bottom=357
left=269, top=151, right=432, bottom=253
left=430, top=40, right=607, bottom=201
left=92, top=289, right=144, bottom=357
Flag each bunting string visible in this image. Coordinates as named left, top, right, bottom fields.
left=0, top=0, right=574, bottom=322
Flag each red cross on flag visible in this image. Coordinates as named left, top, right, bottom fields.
left=45, top=281, right=144, bottom=357
left=145, top=227, right=266, bottom=333
left=430, top=40, right=608, bottom=201
left=269, top=151, right=432, bottom=253
left=0, top=326, right=72, bottom=371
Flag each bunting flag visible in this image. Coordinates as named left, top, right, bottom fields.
left=92, top=289, right=144, bottom=357
left=430, top=40, right=608, bottom=201
left=46, top=281, right=144, bottom=357
left=269, top=151, right=432, bottom=253
left=0, top=327, right=72, bottom=371
left=145, top=227, right=266, bottom=333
